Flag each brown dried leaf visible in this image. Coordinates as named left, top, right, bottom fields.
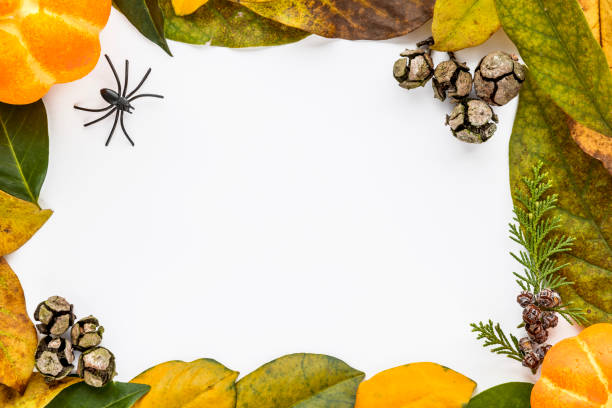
left=0, top=258, right=38, bottom=393
left=0, top=373, right=81, bottom=407
left=0, top=189, right=52, bottom=257
left=571, top=0, right=612, bottom=173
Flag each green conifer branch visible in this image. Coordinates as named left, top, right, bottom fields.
left=470, top=320, right=523, bottom=362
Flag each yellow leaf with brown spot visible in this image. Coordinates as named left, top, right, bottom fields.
left=130, top=359, right=238, bottom=408
left=228, top=0, right=435, bottom=40
left=0, top=373, right=80, bottom=407
left=569, top=0, right=612, bottom=173
left=432, top=0, right=500, bottom=51
left=0, top=258, right=37, bottom=393
left=171, top=0, right=210, bottom=15
left=354, top=362, right=476, bottom=408
left=0, top=189, right=52, bottom=257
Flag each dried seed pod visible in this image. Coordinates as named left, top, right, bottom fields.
left=71, top=316, right=104, bottom=351
left=536, top=289, right=561, bottom=308
left=541, top=311, right=559, bottom=329
left=535, top=344, right=552, bottom=360
left=516, top=291, right=535, bottom=308
left=393, top=48, right=434, bottom=90
left=78, top=347, right=116, bottom=387
left=446, top=98, right=498, bottom=143
left=522, top=304, right=543, bottom=325
left=519, top=337, right=534, bottom=355
left=35, top=336, right=74, bottom=382
left=34, top=296, right=76, bottom=337
left=432, top=53, right=472, bottom=102
left=526, top=323, right=549, bottom=344
left=522, top=351, right=540, bottom=370
left=474, top=51, right=526, bottom=106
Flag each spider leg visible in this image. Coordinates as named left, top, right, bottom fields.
left=126, top=68, right=151, bottom=98
left=119, top=111, right=135, bottom=146
left=129, top=93, right=164, bottom=102
left=84, top=108, right=117, bottom=127
left=122, top=60, right=129, bottom=98
left=74, top=104, right=113, bottom=113
left=104, top=54, right=122, bottom=96
left=105, top=110, right=120, bottom=146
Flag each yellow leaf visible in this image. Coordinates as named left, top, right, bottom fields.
left=571, top=0, right=612, bottom=174
left=130, top=359, right=238, bottom=408
left=171, top=0, right=209, bottom=15
left=0, top=258, right=37, bottom=393
left=0, top=189, right=52, bottom=257
left=354, top=362, right=476, bottom=408
left=432, top=0, right=500, bottom=51
left=0, top=373, right=80, bottom=407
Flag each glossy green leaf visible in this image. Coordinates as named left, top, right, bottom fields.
left=160, top=0, right=309, bottom=47
left=228, top=0, right=434, bottom=40
left=432, top=0, right=500, bottom=51
left=45, top=381, right=150, bottom=408
left=467, top=382, right=533, bottom=407
left=114, top=0, right=172, bottom=55
left=495, top=0, right=612, bottom=138
left=236, top=353, right=364, bottom=408
left=509, top=75, right=612, bottom=325
left=0, top=101, right=48, bottom=204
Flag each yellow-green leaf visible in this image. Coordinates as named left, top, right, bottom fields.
left=509, top=74, right=612, bottom=325
left=228, top=0, right=434, bottom=40
left=236, top=353, right=364, bottom=408
left=495, top=0, right=612, bottom=138
left=432, top=0, right=500, bottom=51
left=0, top=258, right=37, bottom=393
left=160, top=0, right=310, bottom=47
left=130, top=359, right=238, bottom=408
left=0, top=373, right=80, bottom=407
left=0, top=189, right=51, bottom=257
left=354, top=363, right=476, bottom=408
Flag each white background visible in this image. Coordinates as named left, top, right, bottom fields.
left=8, top=9, right=580, bottom=394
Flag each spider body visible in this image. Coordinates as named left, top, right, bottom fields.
left=100, top=88, right=134, bottom=113
left=74, top=55, right=163, bottom=146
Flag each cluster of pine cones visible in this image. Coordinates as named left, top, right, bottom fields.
left=392, top=38, right=526, bottom=144
left=33, top=296, right=116, bottom=387
left=516, top=289, right=561, bottom=370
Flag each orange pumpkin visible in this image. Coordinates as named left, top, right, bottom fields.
left=0, top=0, right=111, bottom=105
left=531, top=323, right=612, bottom=408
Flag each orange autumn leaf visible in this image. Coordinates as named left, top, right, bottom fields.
left=572, top=0, right=612, bottom=173
left=354, top=362, right=476, bottom=408
left=0, top=373, right=81, bottom=407
left=531, top=323, right=612, bottom=408
left=0, top=0, right=111, bottom=105
left=0, top=259, right=38, bottom=393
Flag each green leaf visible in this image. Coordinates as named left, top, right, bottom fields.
left=228, top=0, right=434, bottom=40
left=45, top=381, right=150, bottom=408
left=113, top=0, right=172, bottom=56
left=432, top=0, right=500, bottom=51
left=495, top=0, right=612, bottom=138
left=467, top=382, right=532, bottom=407
left=0, top=101, right=48, bottom=204
left=509, top=74, right=612, bottom=325
left=236, top=353, right=364, bottom=408
left=160, top=0, right=309, bottom=47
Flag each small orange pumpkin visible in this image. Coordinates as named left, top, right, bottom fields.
left=531, top=323, right=612, bottom=408
left=0, top=0, right=111, bottom=105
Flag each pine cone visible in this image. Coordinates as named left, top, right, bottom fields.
left=516, top=291, right=535, bottom=308
left=519, top=337, right=534, bottom=355
left=78, top=347, right=116, bottom=387
left=536, top=289, right=561, bottom=308
left=34, top=296, right=76, bottom=337
left=526, top=323, right=549, bottom=344
left=71, top=316, right=104, bottom=351
left=432, top=54, right=472, bottom=102
left=522, top=304, right=543, bottom=325
left=474, top=51, right=526, bottom=106
left=35, top=336, right=74, bottom=382
left=536, top=344, right=552, bottom=360
left=393, top=49, right=434, bottom=90
left=446, top=99, right=498, bottom=144
left=522, top=351, right=540, bottom=370
left=541, top=312, right=559, bottom=329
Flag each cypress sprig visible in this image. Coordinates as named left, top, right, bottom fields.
left=470, top=320, right=523, bottom=362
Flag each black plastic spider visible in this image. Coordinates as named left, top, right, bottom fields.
left=74, top=55, right=163, bottom=146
